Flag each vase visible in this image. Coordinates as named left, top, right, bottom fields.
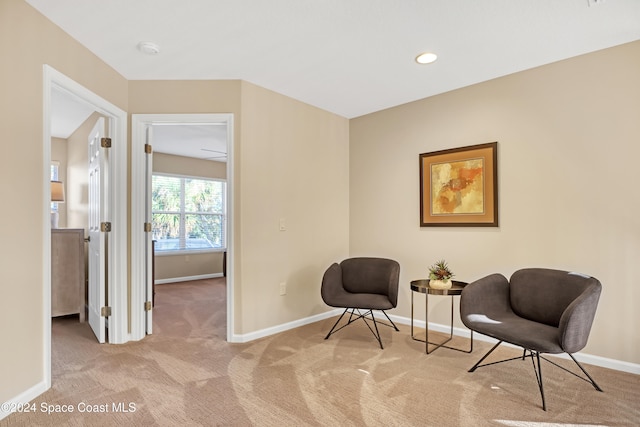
left=429, top=279, right=452, bottom=289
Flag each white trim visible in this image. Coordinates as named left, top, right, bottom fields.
left=232, top=309, right=640, bottom=375
left=224, top=116, right=235, bottom=343
left=154, top=248, right=227, bottom=256
left=232, top=309, right=342, bottom=343
left=43, top=65, right=129, bottom=350
left=387, top=314, right=640, bottom=375
left=130, top=116, right=148, bottom=340
left=131, top=114, right=235, bottom=343
left=42, top=67, right=53, bottom=393
left=0, top=380, right=48, bottom=421
left=105, top=103, right=128, bottom=344
left=155, top=273, right=223, bottom=285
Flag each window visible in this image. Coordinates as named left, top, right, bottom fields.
left=152, top=174, right=226, bottom=253
left=51, top=162, right=60, bottom=212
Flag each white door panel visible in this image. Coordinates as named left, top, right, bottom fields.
left=88, top=117, right=107, bottom=343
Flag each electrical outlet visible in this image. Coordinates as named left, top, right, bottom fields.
left=279, top=282, right=287, bottom=296
left=279, top=218, right=286, bottom=231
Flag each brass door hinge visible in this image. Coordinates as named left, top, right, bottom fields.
left=100, top=222, right=112, bottom=232
left=101, top=137, right=112, bottom=148
left=144, top=222, right=152, bottom=232
left=101, top=306, right=112, bottom=317
left=144, top=301, right=152, bottom=311
left=144, top=143, right=152, bottom=154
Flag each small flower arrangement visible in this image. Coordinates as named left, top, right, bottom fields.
left=429, top=260, right=454, bottom=280
left=428, top=260, right=454, bottom=289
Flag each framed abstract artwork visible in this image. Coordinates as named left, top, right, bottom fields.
left=419, top=142, right=498, bottom=227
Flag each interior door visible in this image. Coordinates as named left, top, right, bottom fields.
left=88, top=117, right=107, bottom=343
left=145, top=125, right=154, bottom=334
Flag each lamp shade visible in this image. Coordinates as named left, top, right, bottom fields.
left=51, top=180, right=65, bottom=202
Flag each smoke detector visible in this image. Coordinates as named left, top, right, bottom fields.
left=137, top=41, right=161, bottom=55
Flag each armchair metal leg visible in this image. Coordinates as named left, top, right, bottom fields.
left=324, top=308, right=398, bottom=348
left=469, top=341, right=503, bottom=372
left=470, top=343, right=548, bottom=410
left=364, top=310, right=383, bottom=349
left=568, top=353, right=603, bottom=392
left=536, top=352, right=603, bottom=393
left=528, top=350, right=546, bottom=411
left=468, top=342, right=603, bottom=411
left=381, top=310, right=400, bottom=331
left=324, top=308, right=349, bottom=340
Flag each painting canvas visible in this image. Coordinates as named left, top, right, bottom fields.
left=420, top=142, right=498, bottom=227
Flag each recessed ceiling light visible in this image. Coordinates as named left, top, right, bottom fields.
left=137, top=41, right=160, bottom=55
left=415, top=52, right=438, bottom=65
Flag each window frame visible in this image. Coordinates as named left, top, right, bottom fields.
left=50, top=161, right=60, bottom=212
left=152, top=172, right=227, bottom=256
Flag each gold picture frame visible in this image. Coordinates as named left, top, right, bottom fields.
left=419, top=142, right=498, bottom=227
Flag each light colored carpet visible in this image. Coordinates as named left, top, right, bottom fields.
left=3, top=278, right=639, bottom=426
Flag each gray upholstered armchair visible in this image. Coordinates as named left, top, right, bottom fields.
left=460, top=268, right=603, bottom=410
left=321, top=257, right=400, bottom=349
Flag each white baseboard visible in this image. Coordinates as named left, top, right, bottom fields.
left=231, top=309, right=341, bottom=343
left=0, top=380, right=48, bottom=421
left=388, top=313, right=640, bottom=375
left=232, top=310, right=639, bottom=375
left=155, top=273, right=223, bottom=285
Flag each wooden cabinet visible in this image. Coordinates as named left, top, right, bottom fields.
left=51, top=229, right=85, bottom=321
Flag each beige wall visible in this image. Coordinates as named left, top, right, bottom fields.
left=153, top=152, right=226, bottom=280
left=66, top=113, right=105, bottom=287
left=350, top=41, right=640, bottom=364
left=238, top=82, right=350, bottom=333
left=0, top=0, right=128, bottom=404
left=127, top=79, right=243, bottom=328
left=129, top=81, right=350, bottom=335
left=66, top=113, right=104, bottom=231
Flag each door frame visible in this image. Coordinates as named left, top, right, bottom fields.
left=43, top=65, right=129, bottom=386
left=130, top=113, right=235, bottom=342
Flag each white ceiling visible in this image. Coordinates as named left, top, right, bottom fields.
left=50, top=90, right=229, bottom=161
left=151, top=124, right=228, bottom=162
left=51, top=88, right=95, bottom=139
left=39, top=0, right=640, bottom=154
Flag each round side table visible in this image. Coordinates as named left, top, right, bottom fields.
left=410, top=279, right=473, bottom=354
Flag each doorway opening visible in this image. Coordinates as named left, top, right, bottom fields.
left=43, top=65, right=128, bottom=388
left=131, top=114, right=235, bottom=342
